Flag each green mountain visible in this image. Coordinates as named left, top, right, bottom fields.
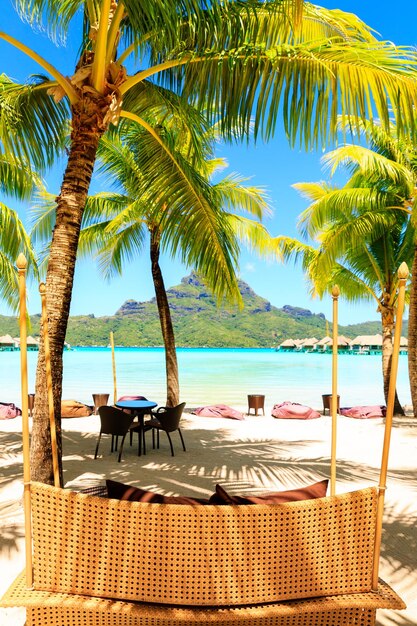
left=0, top=272, right=393, bottom=348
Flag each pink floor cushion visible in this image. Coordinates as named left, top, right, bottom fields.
left=117, top=395, right=148, bottom=401
left=340, top=405, right=386, bottom=419
left=0, top=402, right=22, bottom=419
left=193, top=404, right=245, bottom=420
left=272, top=402, right=321, bottom=420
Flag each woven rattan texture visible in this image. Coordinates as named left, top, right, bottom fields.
left=2, top=574, right=405, bottom=625
left=24, top=606, right=379, bottom=626
left=30, top=482, right=379, bottom=606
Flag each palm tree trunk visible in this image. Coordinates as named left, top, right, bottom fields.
left=381, top=307, right=404, bottom=416
left=30, top=102, right=105, bottom=484
left=408, top=249, right=417, bottom=415
left=150, top=226, right=179, bottom=407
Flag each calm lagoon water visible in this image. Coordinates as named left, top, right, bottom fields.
left=0, top=347, right=411, bottom=410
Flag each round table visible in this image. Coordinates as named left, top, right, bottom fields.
left=115, top=400, right=158, bottom=456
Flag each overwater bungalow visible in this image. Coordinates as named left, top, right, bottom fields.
left=326, top=335, right=351, bottom=352
left=13, top=336, right=40, bottom=351
left=316, top=336, right=332, bottom=352
left=0, top=334, right=17, bottom=351
left=278, top=338, right=297, bottom=352
left=299, top=337, right=318, bottom=352
left=350, top=334, right=383, bottom=354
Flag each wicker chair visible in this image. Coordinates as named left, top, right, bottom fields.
left=145, top=402, right=186, bottom=456
left=95, top=406, right=134, bottom=462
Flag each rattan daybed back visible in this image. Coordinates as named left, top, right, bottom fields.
left=31, top=481, right=378, bottom=606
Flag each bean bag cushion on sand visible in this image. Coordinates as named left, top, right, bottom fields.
left=193, top=404, right=245, bottom=420
left=340, top=405, right=386, bottom=419
left=61, top=399, right=94, bottom=418
left=0, top=402, right=22, bottom=419
left=272, top=402, right=321, bottom=420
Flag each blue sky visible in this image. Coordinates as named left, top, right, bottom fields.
left=1, top=0, right=416, bottom=325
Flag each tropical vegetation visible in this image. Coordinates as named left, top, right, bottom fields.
left=2, top=0, right=417, bottom=482
left=276, top=121, right=416, bottom=414
left=32, top=114, right=272, bottom=406
left=0, top=273, right=388, bottom=348
left=0, top=155, right=39, bottom=309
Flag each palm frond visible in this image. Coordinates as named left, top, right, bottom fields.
left=29, top=187, right=56, bottom=244
left=213, top=173, right=271, bottom=220
left=322, top=144, right=415, bottom=190
left=226, top=215, right=276, bottom=259
left=296, top=186, right=384, bottom=239
left=97, top=222, right=148, bottom=278
left=272, top=235, right=318, bottom=271
left=0, top=152, right=41, bottom=199
left=0, top=200, right=38, bottom=311
left=175, top=38, right=417, bottom=145
left=0, top=74, right=68, bottom=170
left=82, top=192, right=131, bottom=224
left=0, top=252, right=20, bottom=311
left=13, top=0, right=83, bottom=40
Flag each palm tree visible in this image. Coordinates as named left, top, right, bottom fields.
left=277, top=123, right=416, bottom=413
left=2, top=1, right=417, bottom=482
left=33, top=114, right=273, bottom=407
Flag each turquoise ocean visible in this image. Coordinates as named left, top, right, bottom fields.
left=0, top=347, right=411, bottom=410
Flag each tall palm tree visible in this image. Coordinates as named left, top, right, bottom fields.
left=277, top=123, right=416, bottom=414
left=33, top=115, right=272, bottom=407
left=2, top=1, right=417, bottom=482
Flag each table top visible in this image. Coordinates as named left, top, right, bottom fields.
left=115, top=400, right=157, bottom=410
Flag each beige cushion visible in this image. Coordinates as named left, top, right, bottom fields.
left=61, top=399, right=93, bottom=418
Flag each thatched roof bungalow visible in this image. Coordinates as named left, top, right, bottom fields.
left=278, top=339, right=297, bottom=351
left=299, top=338, right=319, bottom=351
left=350, top=334, right=383, bottom=353
left=0, top=334, right=17, bottom=350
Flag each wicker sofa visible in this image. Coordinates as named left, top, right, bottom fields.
left=1, top=481, right=405, bottom=626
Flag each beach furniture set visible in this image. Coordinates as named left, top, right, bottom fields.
left=95, top=401, right=186, bottom=460
left=0, top=257, right=408, bottom=625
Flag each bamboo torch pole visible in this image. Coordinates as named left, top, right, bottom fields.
left=372, top=262, right=408, bottom=589
left=39, top=283, right=60, bottom=488
left=330, top=285, right=340, bottom=497
left=110, top=331, right=117, bottom=404
left=16, top=254, right=33, bottom=588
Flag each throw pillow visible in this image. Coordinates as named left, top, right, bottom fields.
left=209, top=480, right=328, bottom=504
left=106, top=479, right=210, bottom=504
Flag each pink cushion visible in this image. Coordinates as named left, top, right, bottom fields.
left=209, top=480, right=329, bottom=504
left=193, top=404, right=245, bottom=420
left=0, top=402, right=21, bottom=419
left=117, top=395, right=147, bottom=401
left=106, top=480, right=210, bottom=504
left=271, top=402, right=321, bottom=420
left=340, top=405, right=386, bottom=419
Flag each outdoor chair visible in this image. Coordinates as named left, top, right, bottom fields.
left=95, top=406, right=134, bottom=462
left=145, top=402, right=186, bottom=456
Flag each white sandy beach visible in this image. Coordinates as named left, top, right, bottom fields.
left=1, top=405, right=416, bottom=625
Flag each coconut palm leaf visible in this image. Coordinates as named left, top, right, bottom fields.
left=0, top=153, right=41, bottom=199
left=0, top=201, right=38, bottom=310
left=0, top=74, right=68, bottom=170
left=322, top=145, right=415, bottom=189
left=226, top=214, right=277, bottom=259
left=212, top=174, right=270, bottom=220
left=296, top=185, right=385, bottom=239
